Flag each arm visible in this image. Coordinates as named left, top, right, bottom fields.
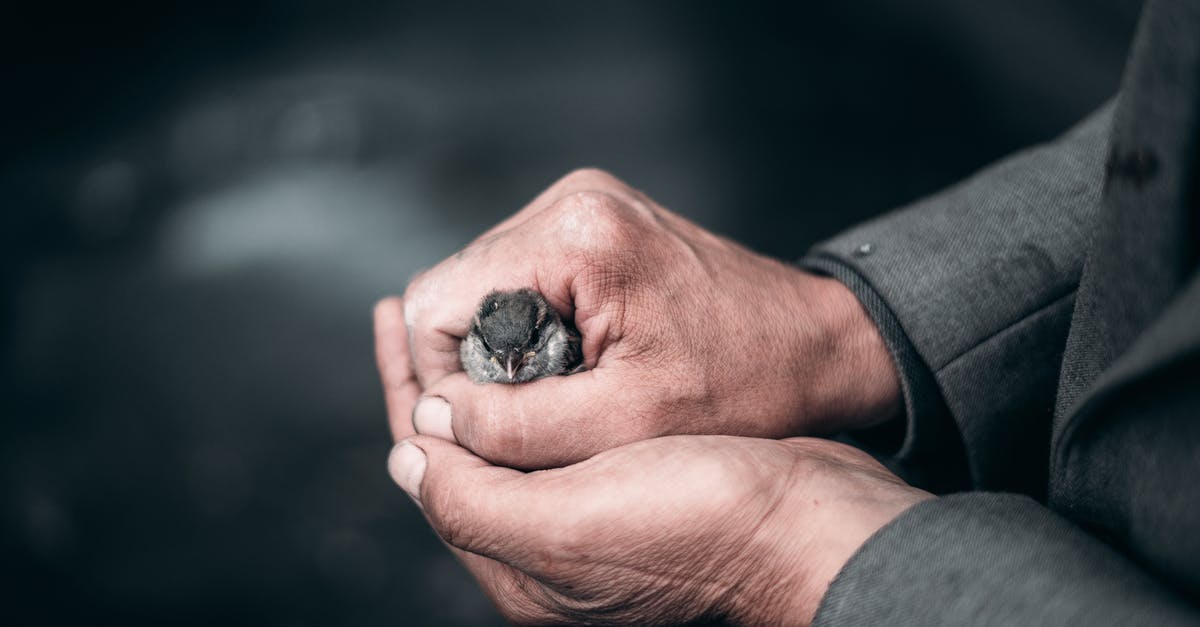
left=816, top=493, right=1198, bottom=625
left=378, top=302, right=1199, bottom=626
left=388, top=168, right=901, bottom=469
left=384, top=433, right=930, bottom=626
left=804, top=104, right=1199, bottom=624
left=376, top=105, right=1200, bottom=625
left=803, top=104, right=1114, bottom=495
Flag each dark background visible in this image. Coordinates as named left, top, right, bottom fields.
left=2, top=1, right=1140, bottom=625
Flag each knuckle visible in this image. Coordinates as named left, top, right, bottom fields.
left=467, top=400, right=528, bottom=465
left=549, top=191, right=641, bottom=255
left=558, top=167, right=621, bottom=189
left=550, top=188, right=621, bottom=220
left=487, top=427, right=528, bottom=466
left=402, top=269, right=442, bottom=328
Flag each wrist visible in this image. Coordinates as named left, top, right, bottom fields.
left=730, top=443, right=933, bottom=625
left=793, top=271, right=902, bottom=433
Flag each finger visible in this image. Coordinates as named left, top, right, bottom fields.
left=388, top=436, right=555, bottom=571
left=402, top=169, right=649, bottom=391
left=387, top=438, right=557, bottom=623
left=413, top=369, right=651, bottom=469
left=403, top=199, right=627, bottom=389
left=374, top=297, right=422, bottom=441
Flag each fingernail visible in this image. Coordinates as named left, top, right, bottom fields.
left=388, top=441, right=427, bottom=503
left=412, top=396, right=455, bottom=442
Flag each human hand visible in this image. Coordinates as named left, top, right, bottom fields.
left=387, top=433, right=931, bottom=625
left=381, top=168, right=899, bottom=468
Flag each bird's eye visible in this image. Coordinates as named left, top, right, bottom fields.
left=529, top=326, right=541, bottom=346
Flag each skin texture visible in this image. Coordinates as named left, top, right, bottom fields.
left=392, top=168, right=902, bottom=469
left=374, top=168, right=930, bottom=624
left=385, top=434, right=931, bottom=626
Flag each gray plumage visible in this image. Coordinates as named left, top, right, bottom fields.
left=460, top=289, right=583, bottom=383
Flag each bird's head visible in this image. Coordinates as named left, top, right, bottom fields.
left=472, top=289, right=553, bottom=381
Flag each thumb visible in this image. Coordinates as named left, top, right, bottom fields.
left=414, top=369, right=652, bottom=469
left=389, top=435, right=536, bottom=565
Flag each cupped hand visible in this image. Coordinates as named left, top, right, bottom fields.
left=387, top=433, right=931, bottom=625
left=378, top=168, right=899, bottom=468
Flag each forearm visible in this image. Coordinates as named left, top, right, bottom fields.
left=815, top=494, right=1199, bottom=626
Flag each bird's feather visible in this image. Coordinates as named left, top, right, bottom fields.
left=460, top=289, right=583, bottom=383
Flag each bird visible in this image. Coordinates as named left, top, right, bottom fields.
left=460, top=288, right=583, bottom=384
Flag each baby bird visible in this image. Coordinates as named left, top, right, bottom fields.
left=460, top=288, right=583, bottom=384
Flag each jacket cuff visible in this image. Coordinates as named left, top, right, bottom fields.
left=801, top=104, right=1112, bottom=495
left=814, top=493, right=1197, bottom=626
left=800, top=256, right=967, bottom=492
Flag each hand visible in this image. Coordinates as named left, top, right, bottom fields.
left=387, top=433, right=932, bottom=625
left=378, top=169, right=900, bottom=468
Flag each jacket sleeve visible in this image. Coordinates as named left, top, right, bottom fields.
left=813, top=494, right=1199, bottom=626
left=800, top=104, right=1113, bottom=496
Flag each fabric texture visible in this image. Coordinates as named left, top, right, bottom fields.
left=802, top=107, right=1112, bottom=495
left=815, top=494, right=1198, bottom=626
left=804, top=0, right=1200, bottom=623
left=803, top=256, right=968, bottom=493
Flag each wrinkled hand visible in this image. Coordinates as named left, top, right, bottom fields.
left=387, top=433, right=931, bottom=625
left=378, top=168, right=899, bottom=469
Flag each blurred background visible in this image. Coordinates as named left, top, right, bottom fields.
left=2, top=1, right=1141, bottom=624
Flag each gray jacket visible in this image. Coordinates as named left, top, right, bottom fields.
left=803, top=1, right=1200, bottom=623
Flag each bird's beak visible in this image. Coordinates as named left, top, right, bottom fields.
left=504, top=353, right=524, bottom=381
